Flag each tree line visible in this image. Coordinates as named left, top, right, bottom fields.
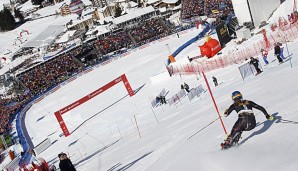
left=0, top=7, right=16, bottom=31
left=0, top=0, right=45, bottom=31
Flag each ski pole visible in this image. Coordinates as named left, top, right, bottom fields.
left=187, top=116, right=221, bottom=140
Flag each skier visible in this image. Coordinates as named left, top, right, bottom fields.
left=260, top=49, right=269, bottom=65
left=249, top=57, right=262, bottom=75
left=212, top=76, right=218, bottom=87
left=274, top=43, right=283, bottom=63
left=221, top=91, right=274, bottom=149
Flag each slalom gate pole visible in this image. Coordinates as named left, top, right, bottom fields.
left=202, top=71, right=228, bottom=136
left=134, top=115, right=142, bottom=138
left=290, top=57, right=293, bottom=68
left=114, top=115, right=123, bottom=139
left=151, top=107, right=160, bottom=124
left=283, top=35, right=290, bottom=56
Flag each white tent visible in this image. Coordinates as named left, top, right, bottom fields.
left=23, top=25, right=65, bottom=48
left=231, top=0, right=281, bottom=27
left=56, top=30, right=77, bottom=44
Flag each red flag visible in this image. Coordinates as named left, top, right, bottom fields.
left=1, top=57, right=6, bottom=61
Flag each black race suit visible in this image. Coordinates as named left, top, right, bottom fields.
left=225, top=100, right=269, bottom=141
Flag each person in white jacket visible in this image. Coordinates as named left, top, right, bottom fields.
left=261, top=49, right=269, bottom=65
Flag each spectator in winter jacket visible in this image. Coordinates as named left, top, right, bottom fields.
left=183, top=83, right=190, bottom=93
left=274, top=43, right=283, bottom=63
left=249, top=57, right=262, bottom=75
left=260, top=49, right=269, bottom=65
left=277, top=42, right=286, bottom=60
left=58, top=153, right=76, bottom=171
left=160, top=96, right=167, bottom=104
left=212, top=76, right=218, bottom=87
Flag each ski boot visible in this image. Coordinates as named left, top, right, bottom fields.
left=221, top=138, right=232, bottom=149
left=232, top=132, right=242, bottom=146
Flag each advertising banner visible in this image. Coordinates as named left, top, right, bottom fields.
left=216, top=23, right=231, bottom=46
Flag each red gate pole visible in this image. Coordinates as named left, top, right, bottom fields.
left=55, top=112, right=70, bottom=137
left=121, top=74, right=135, bottom=97
left=202, top=71, right=228, bottom=136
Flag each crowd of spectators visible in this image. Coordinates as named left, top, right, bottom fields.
left=0, top=55, right=83, bottom=135
left=182, top=0, right=234, bottom=20
left=0, top=92, right=30, bottom=133
left=182, top=0, right=205, bottom=20
left=130, top=18, right=171, bottom=45
left=93, top=18, right=173, bottom=55
left=17, top=55, right=82, bottom=97
left=95, top=30, right=133, bottom=55
left=205, top=0, right=233, bottom=19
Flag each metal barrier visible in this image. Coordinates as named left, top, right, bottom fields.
left=33, top=138, right=51, bottom=156
left=187, top=85, right=205, bottom=102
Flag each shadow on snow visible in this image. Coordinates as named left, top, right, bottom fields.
left=239, top=112, right=279, bottom=145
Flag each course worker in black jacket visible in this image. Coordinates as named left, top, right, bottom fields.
left=58, top=153, right=77, bottom=171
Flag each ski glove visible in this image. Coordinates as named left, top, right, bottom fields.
left=224, top=109, right=229, bottom=117
left=266, top=115, right=274, bottom=121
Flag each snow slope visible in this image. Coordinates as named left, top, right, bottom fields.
left=1, top=0, right=298, bottom=170
left=22, top=22, right=298, bottom=171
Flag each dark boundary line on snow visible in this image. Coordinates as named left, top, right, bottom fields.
left=20, top=111, right=34, bottom=149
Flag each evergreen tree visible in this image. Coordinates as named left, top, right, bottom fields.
left=114, top=5, right=122, bottom=18
left=31, top=0, right=44, bottom=5
left=0, top=7, right=16, bottom=31
left=14, top=8, right=25, bottom=22
left=137, top=0, right=142, bottom=8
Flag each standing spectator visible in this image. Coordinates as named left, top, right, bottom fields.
left=274, top=43, right=283, bottom=63
left=249, top=57, right=262, bottom=75
left=260, top=49, right=269, bottom=65
left=160, top=95, right=167, bottom=104
left=278, top=42, right=286, bottom=60
left=212, top=76, right=218, bottom=87
left=156, top=96, right=161, bottom=104
left=58, top=153, right=76, bottom=171
left=288, top=14, right=292, bottom=23
left=183, top=82, right=190, bottom=93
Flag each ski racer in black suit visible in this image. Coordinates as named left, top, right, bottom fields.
left=221, top=91, right=274, bottom=148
